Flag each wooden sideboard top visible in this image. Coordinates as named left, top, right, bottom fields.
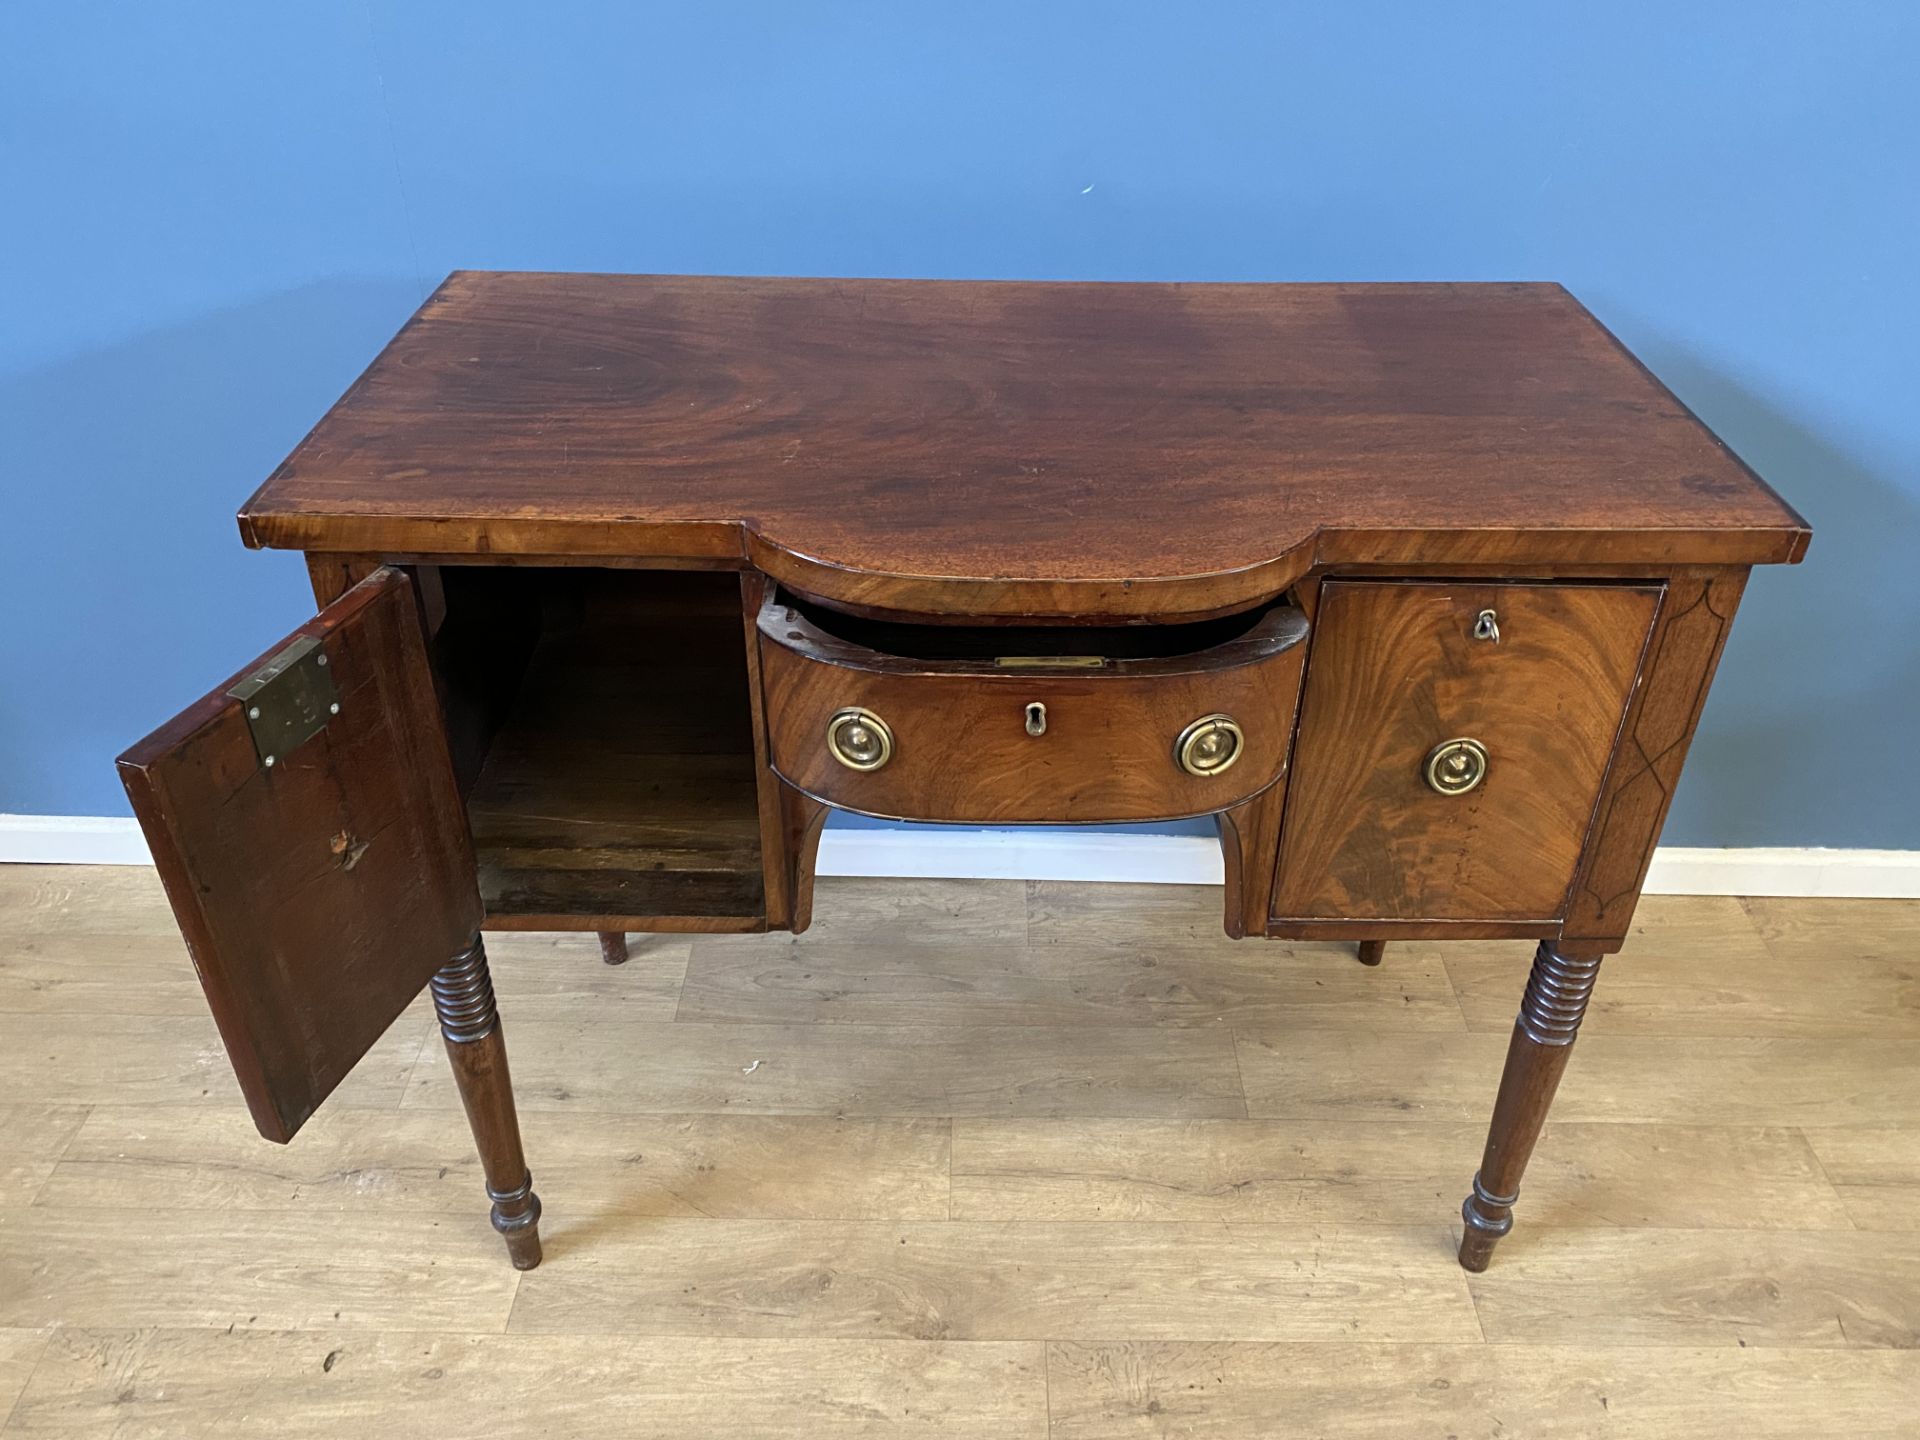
left=243, top=272, right=1808, bottom=617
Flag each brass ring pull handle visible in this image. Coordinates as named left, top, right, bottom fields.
left=1424, top=737, right=1489, bottom=796
left=1175, top=713, right=1244, bottom=777
left=826, top=707, right=894, bottom=771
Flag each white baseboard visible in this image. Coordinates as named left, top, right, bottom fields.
left=0, top=815, right=156, bottom=866
left=820, top=826, right=1227, bottom=885
left=4, top=813, right=1916, bottom=899
left=1638, top=847, right=1920, bottom=899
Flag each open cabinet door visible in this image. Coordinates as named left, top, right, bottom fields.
left=118, top=568, right=480, bottom=1143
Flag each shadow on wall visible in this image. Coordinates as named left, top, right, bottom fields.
left=0, top=277, right=434, bottom=815
left=1634, top=337, right=1920, bottom=849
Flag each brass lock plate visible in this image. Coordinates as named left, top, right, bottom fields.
left=1424, top=737, right=1489, bottom=796
left=227, top=634, right=339, bottom=768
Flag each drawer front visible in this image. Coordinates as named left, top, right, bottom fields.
left=1272, top=580, right=1661, bottom=923
left=758, top=596, right=1309, bottom=823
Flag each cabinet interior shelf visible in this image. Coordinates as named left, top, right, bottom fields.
left=436, top=567, right=767, bottom=932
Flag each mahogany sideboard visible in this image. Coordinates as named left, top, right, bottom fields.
left=117, top=273, right=1809, bottom=1273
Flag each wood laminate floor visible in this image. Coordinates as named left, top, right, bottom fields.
left=0, top=864, right=1915, bottom=1436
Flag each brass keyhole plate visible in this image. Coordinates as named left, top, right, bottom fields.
left=1424, top=737, right=1489, bottom=796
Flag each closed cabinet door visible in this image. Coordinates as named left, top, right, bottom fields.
left=118, top=569, right=479, bottom=1142
left=1271, top=580, right=1661, bottom=924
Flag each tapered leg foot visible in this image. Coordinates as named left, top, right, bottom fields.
left=1456, top=939, right=1602, bottom=1271
left=433, top=936, right=544, bottom=1269
left=1457, top=1172, right=1517, bottom=1271
left=1357, top=940, right=1386, bottom=967
left=779, top=780, right=830, bottom=935
left=488, top=1173, right=544, bottom=1270
left=598, top=931, right=630, bottom=966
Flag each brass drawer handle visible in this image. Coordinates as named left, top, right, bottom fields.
left=1175, top=714, right=1244, bottom=777
left=1473, top=608, right=1501, bottom=643
left=1425, top=737, right=1489, bottom=795
left=827, top=707, right=894, bottom=771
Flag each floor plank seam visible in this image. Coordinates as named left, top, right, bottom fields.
left=1226, top=1028, right=1254, bottom=1120
left=8, top=1209, right=1868, bottom=1236
left=496, top=1268, right=527, bottom=1336
left=1462, top=1267, right=1494, bottom=1346
left=20, top=1104, right=93, bottom=1209
left=0, top=1005, right=222, bottom=1019
left=944, top=1115, right=955, bottom=1222
left=0, top=1326, right=56, bottom=1437
left=393, top=1016, right=443, bottom=1108
left=657, top=940, right=695, bottom=1025
left=1794, top=1124, right=1861, bottom=1232
left=1041, top=1339, right=1054, bottom=1438
left=401, top=1103, right=1279, bottom=1124
left=1735, top=893, right=1786, bottom=961
left=1436, top=956, right=1478, bottom=1033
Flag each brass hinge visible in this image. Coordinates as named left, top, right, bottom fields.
left=227, top=634, right=339, bottom=768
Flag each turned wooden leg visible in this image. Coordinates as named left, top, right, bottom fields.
left=1357, top=940, right=1386, bottom=966
left=598, top=931, right=630, bottom=966
left=432, top=936, right=543, bottom=1270
left=1457, top=939, right=1603, bottom=1272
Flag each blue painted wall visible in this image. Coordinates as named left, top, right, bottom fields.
left=3, top=3, right=1915, bottom=845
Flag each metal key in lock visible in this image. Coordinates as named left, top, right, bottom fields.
left=1024, top=702, right=1047, bottom=736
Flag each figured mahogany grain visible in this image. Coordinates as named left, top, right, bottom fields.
left=244, top=273, right=1808, bottom=617
left=1271, top=581, right=1659, bottom=924
left=757, top=593, right=1309, bottom=824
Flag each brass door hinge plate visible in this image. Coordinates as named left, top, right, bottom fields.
left=227, top=634, right=339, bottom=768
